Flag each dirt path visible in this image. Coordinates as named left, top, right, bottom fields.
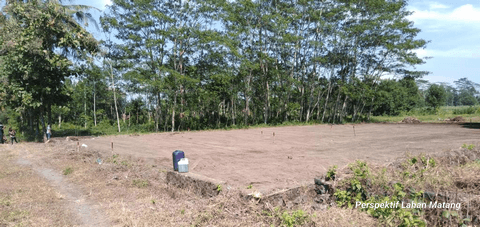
left=15, top=146, right=109, bottom=227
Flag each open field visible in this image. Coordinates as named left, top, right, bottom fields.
left=79, top=123, right=480, bottom=194
left=2, top=123, right=480, bottom=226
left=1, top=136, right=377, bottom=226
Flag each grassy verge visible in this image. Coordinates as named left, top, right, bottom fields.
left=329, top=143, right=480, bottom=226
left=371, top=106, right=480, bottom=123
left=0, top=145, right=75, bottom=226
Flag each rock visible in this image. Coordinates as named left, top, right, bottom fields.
left=314, top=177, right=332, bottom=194
left=402, top=117, right=421, bottom=124
left=293, top=196, right=306, bottom=205
left=312, top=203, right=328, bottom=210
left=451, top=116, right=465, bottom=122
left=314, top=194, right=330, bottom=204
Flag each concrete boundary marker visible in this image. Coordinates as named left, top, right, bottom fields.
left=166, top=171, right=225, bottom=197
left=260, top=184, right=317, bottom=208
left=166, top=171, right=325, bottom=208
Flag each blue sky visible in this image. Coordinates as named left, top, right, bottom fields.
left=406, top=0, right=480, bottom=86
left=65, top=0, right=480, bottom=87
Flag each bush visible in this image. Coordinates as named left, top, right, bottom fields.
left=280, top=210, right=312, bottom=227
left=452, top=106, right=477, bottom=115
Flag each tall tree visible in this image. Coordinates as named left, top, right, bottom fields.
left=0, top=0, right=98, bottom=139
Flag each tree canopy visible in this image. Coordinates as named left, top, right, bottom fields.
left=9, top=0, right=476, bottom=138
left=0, top=0, right=98, bottom=139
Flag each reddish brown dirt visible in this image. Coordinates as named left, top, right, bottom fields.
left=77, top=123, right=480, bottom=194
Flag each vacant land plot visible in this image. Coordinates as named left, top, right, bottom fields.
left=79, top=123, right=480, bottom=194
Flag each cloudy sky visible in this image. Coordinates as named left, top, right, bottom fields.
left=406, top=0, right=480, bottom=85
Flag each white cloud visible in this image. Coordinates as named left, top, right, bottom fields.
left=101, top=0, right=112, bottom=9
left=413, top=47, right=480, bottom=59
left=429, top=2, right=449, bottom=9
left=409, top=4, right=480, bottom=23
left=423, top=75, right=456, bottom=84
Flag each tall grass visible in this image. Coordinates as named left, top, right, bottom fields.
left=371, top=105, right=480, bottom=123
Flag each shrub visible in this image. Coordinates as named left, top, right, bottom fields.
left=280, top=210, right=311, bottom=227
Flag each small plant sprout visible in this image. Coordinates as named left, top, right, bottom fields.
left=326, top=165, right=338, bottom=181
left=63, top=167, right=73, bottom=175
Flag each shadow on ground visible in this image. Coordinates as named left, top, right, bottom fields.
left=460, top=123, right=480, bottom=130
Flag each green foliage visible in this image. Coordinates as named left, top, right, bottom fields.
left=373, top=78, right=421, bottom=116
left=461, top=144, right=475, bottom=150
left=63, top=167, right=73, bottom=175
left=0, top=0, right=98, bottom=142
left=425, top=84, right=447, bottom=109
left=452, top=106, right=478, bottom=115
left=332, top=157, right=442, bottom=226
left=280, top=210, right=311, bottom=227
left=326, top=165, right=337, bottom=181
left=216, top=184, right=222, bottom=192
left=334, top=161, right=370, bottom=208
left=132, top=179, right=149, bottom=188
left=1, top=0, right=436, bottom=136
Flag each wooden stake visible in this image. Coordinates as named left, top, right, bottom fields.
left=273, top=132, right=275, bottom=143
left=353, top=125, right=356, bottom=137
left=111, top=142, right=114, bottom=154
left=77, top=141, right=79, bottom=151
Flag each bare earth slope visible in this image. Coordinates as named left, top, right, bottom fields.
left=80, top=123, right=480, bottom=194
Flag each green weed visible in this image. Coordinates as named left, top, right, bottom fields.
left=132, top=179, right=149, bottom=188
left=326, top=165, right=337, bottom=181
left=63, top=167, right=73, bottom=175
left=280, top=210, right=312, bottom=227
left=461, top=144, right=475, bottom=150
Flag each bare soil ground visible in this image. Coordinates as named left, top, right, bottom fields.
left=1, top=138, right=377, bottom=226
left=79, top=123, right=480, bottom=194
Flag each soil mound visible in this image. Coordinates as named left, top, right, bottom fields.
left=401, top=117, right=421, bottom=124
left=446, top=116, right=465, bottom=122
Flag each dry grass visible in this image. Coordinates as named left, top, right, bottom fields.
left=0, top=145, right=75, bottom=226
left=9, top=140, right=379, bottom=226
left=5, top=139, right=480, bottom=226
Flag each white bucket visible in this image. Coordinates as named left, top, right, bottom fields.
left=178, top=158, right=189, bottom=173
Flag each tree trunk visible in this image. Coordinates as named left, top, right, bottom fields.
left=109, top=62, right=121, bottom=132
left=47, top=103, right=52, bottom=126
left=84, top=85, right=87, bottom=128
left=172, top=92, right=177, bottom=132
left=93, top=80, right=97, bottom=127
left=322, top=79, right=332, bottom=122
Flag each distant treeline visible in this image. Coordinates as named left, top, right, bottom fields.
left=0, top=0, right=479, bottom=139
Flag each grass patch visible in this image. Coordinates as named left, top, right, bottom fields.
left=280, top=209, right=313, bottom=227
left=371, top=106, right=480, bottom=123
left=132, top=179, right=149, bottom=188
left=63, top=167, right=73, bottom=175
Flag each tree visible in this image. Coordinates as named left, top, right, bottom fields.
left=0, top=1, right=98, bottom=139
left=425, top=84, right=446, bottom=109
left=457, top=90, right=478, bottom=106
